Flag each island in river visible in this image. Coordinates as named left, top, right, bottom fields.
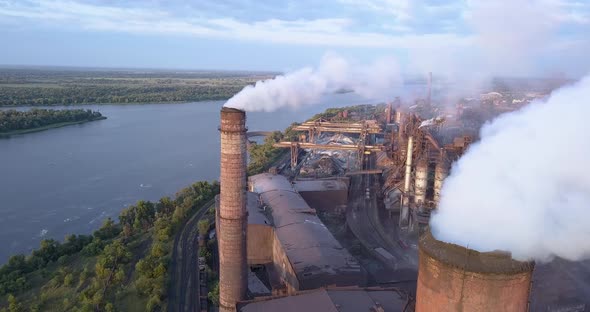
left=0, top=108, right=106, bottom=136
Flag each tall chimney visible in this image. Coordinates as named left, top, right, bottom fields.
left=427, top=72, right=432, bottom=106
left=417, top=230, right=534, bottom=312
left=218, top=107, right=248, bottom=311
left=386, top=102, right=392, bottom=124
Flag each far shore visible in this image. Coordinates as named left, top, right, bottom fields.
left=0, top=116, right=107, bottom=137
left=0, top=100, right=217, bottom=108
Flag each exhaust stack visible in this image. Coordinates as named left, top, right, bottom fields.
left=218, top=107, right=248, bottom=311
left=417, top=230, right=534, bottom=312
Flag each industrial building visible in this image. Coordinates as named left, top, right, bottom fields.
left=247, top=173, right=365, bottom=293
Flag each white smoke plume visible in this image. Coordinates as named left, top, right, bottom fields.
left=224, top=53, right=402, bottom=112
left=430, top=75, right=590, bottom=262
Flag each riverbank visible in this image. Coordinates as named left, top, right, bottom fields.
left=0, top=181, right=220, bottom=311
left=0, top=116, right=107, bottom=137
left=0, top=100, right=218, bottom=107
left=0, top=94, right=367, bottom=264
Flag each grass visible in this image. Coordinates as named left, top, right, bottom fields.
left=0, top=116, right=107, bottom=137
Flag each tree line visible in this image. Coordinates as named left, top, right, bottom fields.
left=0, top=181, right=219, bottom=312
left=0, top=109, right=104, bottom=133
left=0, top=85, right=247, bottom=106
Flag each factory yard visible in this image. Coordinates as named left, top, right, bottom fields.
left=210, top=84, right=590, bottom=312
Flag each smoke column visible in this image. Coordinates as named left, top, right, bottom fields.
left=430, top=75, right=590, bottom=262
left=224, top=53, right=401, bottom=112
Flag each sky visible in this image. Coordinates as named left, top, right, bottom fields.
left=0, top=0, right=589, bottom=76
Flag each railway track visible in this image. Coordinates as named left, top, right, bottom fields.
left=346, top=155, right=408, bottom=269
left=169, top=199, right=215, bottom=312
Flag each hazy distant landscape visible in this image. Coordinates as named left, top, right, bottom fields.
left=0, top=67, right=278, bottom=106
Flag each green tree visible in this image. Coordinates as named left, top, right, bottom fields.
left=208, top=282, right=220, bottom=307
left=7, top=294, right=23, bottom=312
left=134, top=201, right=156, bottom=231
left=63, top=273, right=74, bottom=287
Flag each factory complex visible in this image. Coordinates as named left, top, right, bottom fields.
left=211, top=78, right=588, bottom=312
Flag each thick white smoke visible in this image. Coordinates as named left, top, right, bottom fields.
left=430, top=75, right=590, bottom=262
left=224, top=53, right=401, bottom=112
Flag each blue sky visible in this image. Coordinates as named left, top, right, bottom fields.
left=0, top=0, right=589, bottom=76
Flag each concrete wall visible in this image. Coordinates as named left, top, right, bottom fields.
left=271, top=230, right=299, bottom=295
left=298, top=190, right=348, bottom=213
left=247, top=224, right=273, bottom=265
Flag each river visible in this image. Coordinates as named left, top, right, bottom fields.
left=0, top=93, right=374, bottom=262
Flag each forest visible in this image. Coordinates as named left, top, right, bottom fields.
left=0, top=109, right=105, bottom=134
left=0, top=181, right=219, bottom=312
left=0, top=68, right=276, bottom=106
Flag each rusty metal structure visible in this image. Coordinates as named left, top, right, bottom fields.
left=218, top=107, right=249, bottom=311
left=380, top=99, right=475, bottom=231
left=417, top=230, right=535, bottom=312
left=274, top=120, right=383, bottom=168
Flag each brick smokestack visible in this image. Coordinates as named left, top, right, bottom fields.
left=218, top=107, right=248, bottom=311
left=417, top=230, right=534, bottom=312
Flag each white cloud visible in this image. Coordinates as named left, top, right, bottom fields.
left=0, top=0, right=472, bottom=50
left=338, top=0, right=411, bottom=21
left=0, top=0, right=588, bottom=76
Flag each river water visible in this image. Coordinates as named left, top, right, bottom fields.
left=0, top=93, right=373, bottom=262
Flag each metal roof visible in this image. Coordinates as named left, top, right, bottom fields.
left=240, top=289, right=337, bottom=312
left=239, top=288, right=408, bottom=312
left=246, top=191, right=270, bottom=225
left=249, top=173, right=362, bottom=288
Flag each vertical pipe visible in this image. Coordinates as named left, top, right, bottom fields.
left=434, top=158, right=449, bottom=205
left=386, top=102, right=392, bottom=124
left=219, top=107, right=248, bottom=311
left=414, top=156, right=428, bottom=206
left=403, top=136, right=414, bottom=199
left=397, top=111, right=406, bottom=163
left=400, top=136, right=414, bottom=228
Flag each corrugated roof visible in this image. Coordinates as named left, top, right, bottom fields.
left=239, top=289, right=407, bottom=312
left=249, top=173, right=362, bottom=287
